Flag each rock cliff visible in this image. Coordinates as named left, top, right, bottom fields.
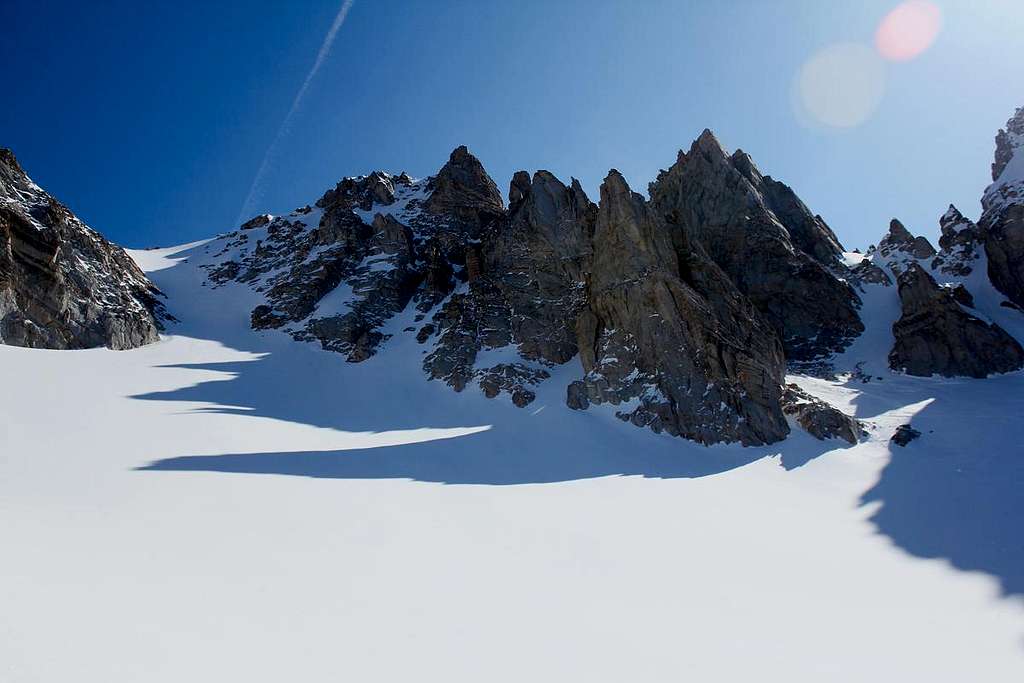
left=889, top=263, right=1023, bottom=378
left=0, top=148, right=168, bottom=349
left=980, top=108, right=1024, bottom=308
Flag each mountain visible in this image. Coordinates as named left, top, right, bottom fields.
left=0, top=148, right=169, bottom=349
left=193, top=137, right=879, bottom=447
left=6, top=112, right=1024, bottom=446
left=4, top=112, right=1024, bottom=681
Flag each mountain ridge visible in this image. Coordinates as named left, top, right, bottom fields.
left=3, top=108, right=1024, bottom=449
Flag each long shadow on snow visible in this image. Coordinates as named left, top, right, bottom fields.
left=853, top=371, right=1024, bottom=597
left=131, top=350, right=845, bottom=483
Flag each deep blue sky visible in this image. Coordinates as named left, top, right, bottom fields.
left=3, top=0, right=1021, bottom=249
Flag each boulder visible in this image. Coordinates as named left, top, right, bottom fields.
left=891, top=424, right=921, bottom=447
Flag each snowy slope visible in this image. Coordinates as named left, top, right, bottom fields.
left=2, top=240, right=1024, bottom=682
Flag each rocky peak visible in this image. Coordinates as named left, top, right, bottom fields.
left=422, top=166, right=595, bottom=404
left=939, top=205, right=968, bottom=233
left=593, top=169, right=675, bottom=283
left=991, top=106, right=1024, bottom=183
left=508, top=170, right=532, bottom=207
left=0, top=147, right=29, bottom=189
left=570, top=169, right=790, bottom=445
left=648, top=130, right=861, bottom=361
left=1, top=147, right=49, bottom=215
left=877, top=218, right=937, bottom=267
left=884, top=218, right=914, bottom=245
left=691, top=129, right=730, bottom=162
left=983, top=107, right=1024, bottom=217
left=502, top=170, right=593, bottom=261
left=979, top=106, right=1024, bottom=308
left=933, top=205, right=982, bottom=277
left=316, top=170, right=399, bottom=212
left=0, top=149, right=168, bottom=349
left=425, top=145, right=504, bottom=225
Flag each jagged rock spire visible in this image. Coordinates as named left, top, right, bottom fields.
left=425, top=145, right=504, bottom=225
left=570, top=169, right=789, bottom=445
left=648, top=129, right=862, bottom=361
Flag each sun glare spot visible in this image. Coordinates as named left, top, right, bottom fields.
left=875, top=0, right=942, bottom=62
left=796, top=43, right=887, bottom=128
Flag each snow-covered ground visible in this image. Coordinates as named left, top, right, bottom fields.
left=2, top=241, right=1024, bottom=681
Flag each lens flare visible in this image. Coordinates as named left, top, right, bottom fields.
left=875, top=1, right=942, bottom=62
left=796, top=43, right=887, bottom=128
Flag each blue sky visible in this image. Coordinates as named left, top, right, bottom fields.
left=2, top=0, right=1022, bottom=249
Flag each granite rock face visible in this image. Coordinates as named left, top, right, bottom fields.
left=0, top=148, right=168, bottom=349
left=567, top=171, right=789, bottom=445
left=423, top=169, right=594, bottom=404
left=980, top=107, right=1024, bottom=308
left=648, top=131, right=863, bottom=361
left=889, top=263, right=1024, bottom=378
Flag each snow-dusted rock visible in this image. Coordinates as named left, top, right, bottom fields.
left=932, top=205, right=982, bottom=277
left=423, top=168, right=594, bottom=405
left=0, top=148, right=169, bottom=349
left=877, top=218, right=937, bottom=271
left=781, top=384, right=862, bottom=444
left=980, top=107, right=1024, bottom=308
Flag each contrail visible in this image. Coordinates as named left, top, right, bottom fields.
left=236, top=0, right=355, bottom=226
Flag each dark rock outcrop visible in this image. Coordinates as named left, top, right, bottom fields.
left=850, top=258, right=892, bottom=286
left=424, top=145, right=504, bottom=231
left=877, top=219, right=937, bottom=270
left=889, top=263, right=1024, bottom=378
left=567, top=171, right=789, bottom=445
left=0, top=148, right=168, bottom=349
left=423, top=169, right=595, bottom=404
left=648, top=130, right=863, bottom=361
left=980, top=108, right=1024, bottom=308
left=213, top=149, right=507, bottom=362
left=781, top=384, right=862, bottom=444
left=891, top=424, right=921, bottom=447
